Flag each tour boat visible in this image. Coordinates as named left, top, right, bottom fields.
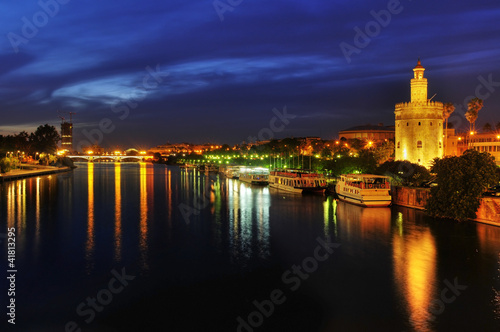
left=269, top=169, right=327, bottom=194
left=335, top=174, right=392, bottom=207
left=223, top=166, right=241, bottom=179
left=239, top=167, right=269, bottom=185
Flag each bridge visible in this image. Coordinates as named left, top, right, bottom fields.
left=67, top=155, right=154, bottom=162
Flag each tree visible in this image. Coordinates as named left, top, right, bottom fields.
left=465, top=97, right=483, bottom=133
left=31, top=124, right=61, bottom=154
left=325, top=150, right=377, bottom=176
left=482, top=123, right=492, bottom=132
left=373, top=140, right=394, bottom=165
left=425, top=149, right=499, bottom=221
left=442, top=103, right=455, bottom=152
left=375, top=160, right=430, bottom=187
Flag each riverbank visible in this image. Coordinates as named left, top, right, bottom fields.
left=0, top=165, right=73, bottom=182
left=392, top=185, right=500, bottom=226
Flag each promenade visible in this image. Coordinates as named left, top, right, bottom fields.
left=0, top=165, right=73, bottom=182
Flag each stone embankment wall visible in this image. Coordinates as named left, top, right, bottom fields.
left=392, top=186, right=500, bottom=226
left=391, top=186, right=430, bottom=210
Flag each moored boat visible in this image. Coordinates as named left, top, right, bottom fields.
left=269, top=169, right=327, bottom=194
left=221, top=165, right=241, bottom=179
left=239, top=167, right=269, bottom=185
left=335, top=174, right=391, bottom=207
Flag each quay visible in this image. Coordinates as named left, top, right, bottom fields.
left=0, top=166, right=73, bottom=182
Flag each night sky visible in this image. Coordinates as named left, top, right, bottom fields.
left=1, top=0, right=500, bottom=150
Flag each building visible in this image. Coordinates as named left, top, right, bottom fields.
left=395, top=60, right=444, bottom=167
left=456, top=132, right=500, bottom=166
left=61, top=121, right=73, bottom=153
left=338, top=123, right=394, bottom=141
left=148, top=143, right=221, bottom=156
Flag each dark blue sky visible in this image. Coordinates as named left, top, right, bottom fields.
left=1, top=0, right=500, bottom=150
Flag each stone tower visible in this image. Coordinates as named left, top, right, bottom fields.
left=395, top=60, right=444, bottom=168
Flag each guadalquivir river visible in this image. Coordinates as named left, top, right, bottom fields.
left=1, top=162, right=499, bottom=332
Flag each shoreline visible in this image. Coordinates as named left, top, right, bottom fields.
left=0, top=166, right=73, bottom=182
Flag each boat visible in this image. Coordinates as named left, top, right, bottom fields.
left=201, top=164, right=218, bottom=173
left=269, top=169, right=327, bottom=194
left=335, top=174, right=392, bottom=207
left=180, top=163, right=196, bottom=169
left=223, top=166, right=241, bottom=179
left=239, top=167, right=269, bottom=185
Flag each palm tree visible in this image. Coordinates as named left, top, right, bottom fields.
left=442, top=103, right=455, bottom=153
left=465, top=97, right=483, bottom=133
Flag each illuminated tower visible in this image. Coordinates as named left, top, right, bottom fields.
left=395, top=60, right=444, bottom=168
left=61, top=121, right=73, bottom=153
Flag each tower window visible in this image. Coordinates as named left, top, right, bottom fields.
left=430, top=122, right=433, bottom=126
left=397, top=142, right=400, bottom=149
left=407, top=122, right=409, bottom=126
left=418, top=122, right=421, bottom=126
left=439, top=141, right=442, bottom=149
left=417, top=141, right=422, bottom=148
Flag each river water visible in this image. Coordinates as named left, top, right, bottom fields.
left=0, top=162, right=499, bottom=331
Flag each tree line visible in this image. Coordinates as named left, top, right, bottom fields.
left=0, top=124, right=60, bottom=156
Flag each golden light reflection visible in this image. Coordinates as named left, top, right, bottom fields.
left=393, top=224, right=437, bottom=331
left=336, top=201, right=391, bottom=240
left=16, top=180, right=27, bottom=229
left=7, top=184, right=15, bottom=229
left=167, top=169, right=172, bottom=227
left=114, top=163, right=122, bottom=262
left=86, top=162, right=95, bottom=273
left=139, top=162, right=148, bottom=270
left=35, top=177, right=41, bottom=257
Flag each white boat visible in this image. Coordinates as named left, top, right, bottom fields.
left=335, top=174, right=392, bottom=207
left=269, top=169, right=327, bottom=194
left=223, top=166, right=241, bottom=179
left=239, top=167, right=269, bottom=185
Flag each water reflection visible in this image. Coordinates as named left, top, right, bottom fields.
left=336, top=200, right=391, bottom=240
left=35, top=177, right=40, bottom=258
left=393, top=212, right=437, bottom=331
left=226, top=180, right=270, bottom=264
left=114, top=163, right=122, bottom=262
left=476, top=224, right=500, bottom=320
left=139, top=162, right=149, bottom=270
left=323, top=196, right=338, bottom=238
left=86, top=162, right=95, bottom=273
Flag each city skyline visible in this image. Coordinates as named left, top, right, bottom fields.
left=1, top=0, right=500, bottom=149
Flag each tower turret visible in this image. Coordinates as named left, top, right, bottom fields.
left=410, top=59, right=427, bottom=102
